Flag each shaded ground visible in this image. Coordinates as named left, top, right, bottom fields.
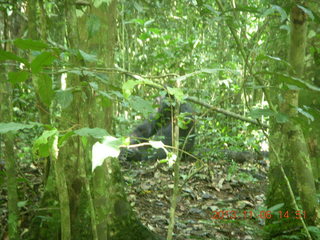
left=122, top=157, right=269, bottom=240
left=0, top=154, right=268, bottom=240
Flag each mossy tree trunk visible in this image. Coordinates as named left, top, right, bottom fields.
left=92, top=157, right=163, bottom=240
left=266, top=4, right=318, bottom=238
left=0, top=11, right=19, bottom=239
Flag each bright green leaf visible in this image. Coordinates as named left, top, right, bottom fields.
left=17, top=201, right=28, bottom=208
left=8, top=71, right=29, bottom=84
left=167, top=87, right=185, bottom=102
left=93, top=0, right=110, bottom=8
left=14, top=39, right=48, bottom=51
left=38, top=74, right=54, bottom=106
left=31, top=51, right=56, bottom=74
left=122, top=80, right=140, bottom=98
left=33, top=130, right=58, bottom=158
left=0, top=49, right=28, bottom=64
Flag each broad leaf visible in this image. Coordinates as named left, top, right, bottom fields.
left=33, top=130, right=58, bottom=158
left=92, top=136, right=121, bottom=171
left=31, top=51, right=56, bottom=73
left=38, top=74, right=54, bottom=106
left=262, top=5, right=287, bottom=22
left=79, top=50, right=97, bottom=63
left=0, top=122, right=36, bottom=133
left=129, top=96, right=155, bottom=117
left=55, top=89, right=73, bottom=109
left=8, top=71, right=29, bottom=84
left=0, top=49, right=28, bottom=64
left=14, top=39, right=48, bottom=51
left=74, top=128, right=108, bottom=139
left=249, top=109, right=275, bottom=119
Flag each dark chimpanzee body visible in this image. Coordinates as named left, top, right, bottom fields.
left=119, top=99, right=196, bottom=161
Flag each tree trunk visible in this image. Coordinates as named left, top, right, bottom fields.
left=266, top=5, right=318, bottom=238
left=92, top=157, right=163, bottom=240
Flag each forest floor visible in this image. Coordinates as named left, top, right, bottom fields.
left=122, top=157, right=269, bottom=240
left=0, top=154, right=268, bottom=240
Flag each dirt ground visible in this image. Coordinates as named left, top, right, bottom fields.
left=122, top=157, right=269, bottom=240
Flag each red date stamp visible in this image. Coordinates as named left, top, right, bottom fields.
left=211, top=210, right=307, bottom=220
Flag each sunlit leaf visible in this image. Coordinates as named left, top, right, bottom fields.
left=92, top=136, right=121, bottom=171
left=33, top=130, right=58, bottom=158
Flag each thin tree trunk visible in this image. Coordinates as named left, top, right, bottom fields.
left=1, top=9, right=20, bottom=240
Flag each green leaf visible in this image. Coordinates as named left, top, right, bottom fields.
left=92, top=136, right=121, bottom=171
left=133, top=2, right=144, bottom=12
left=14, top=39, right=48, bottom=51
left=129, top=96, right=155, bottom=117
left=128, top=18, right=146, bottom=25
left=8, top=71, right=30, bottom=84
left=31, top=51, right=56, bottom=74
left=167, top=87, right=185, bottom=102
left=33, top=130, right=58, bottom=158
left=122, top=80, right=140, bottom=98
left=58, top=131, right=75, bottom=147
left=17, top=201, right=28, bottom=208
left=275, top=113, right=289, bottom=123
left=0, top=49, right=28, bottom=64
left=74, top=128, right=108, bottom=139
left=307, top=226, right=320, bottom=237
left=262, top=5, right=287, bottom=22
left=297, top=5, right=314, bottom=20
left=226, top=5, right=260, bottom=14
left=0, top=122, right=36, bottom=133
left=298, top=108, right=314, bottom=121
left=268, top=203, right=284, bottom=212
left=249, top=109, right=275, bottom=119
left=79, top=50, right=97, bottom=63
left=256, top=54, right=290, bottom=67
left=55, top=89, right=73, bottom=109
left=38, top=74, right=54, bottom=106
left=93, top=0, right=110, bottom=8
left=260, top=72, right=320, bottom=91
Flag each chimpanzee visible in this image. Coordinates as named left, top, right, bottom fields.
left=148, top=115, right=195, bottom=161
left=119, top=98, right=195, bottom=161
